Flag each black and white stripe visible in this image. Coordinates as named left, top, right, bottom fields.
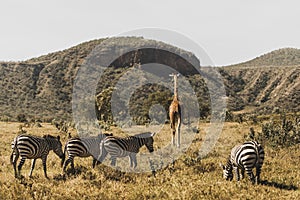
left=63, top=133, right=112, bottom=173
left=221, top=141, right=264, bottom=184
left=10, top=134, right=64, bottom=179
left=97, top=132, right=155, bottom=169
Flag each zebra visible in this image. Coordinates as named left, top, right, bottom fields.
left=221, top=141, right=264, bottom=184
left=97, top=132, right=155, bottom=169
left=62, top=133, right=112, bottom=173
left=10, top=134, right=64, bottom=179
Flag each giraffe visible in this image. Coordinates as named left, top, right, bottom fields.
left=169, top=73, right=181, bottom=148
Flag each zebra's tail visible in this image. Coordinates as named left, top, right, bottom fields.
left=10, top=136, right=18, bottom=165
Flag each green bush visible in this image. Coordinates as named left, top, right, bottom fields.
left=256, top=113, right=300, bottom=148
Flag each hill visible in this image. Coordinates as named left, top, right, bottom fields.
left=0, top=37, right=202, bottom=122
left=228, top=48, right=300, bottom=67
left=222, top=48, right=300, bottom=114
left=0, top=38, right=299, bottom=122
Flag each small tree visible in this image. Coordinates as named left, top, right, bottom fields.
left=17, top=114, right=27, bottom=123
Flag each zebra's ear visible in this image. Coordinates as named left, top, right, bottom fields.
left=151, top=132, right=156, bottom=137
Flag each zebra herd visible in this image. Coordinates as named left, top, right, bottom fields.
left=10, top=132, right=156, bottom=179
left=10, top=132, right=264, bottom=184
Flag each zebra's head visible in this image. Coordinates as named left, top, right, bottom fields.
left=220, top=158, right=233, bottom=181
left=144, top=132, right=155, bottom=153
left=44, top=135, right=65, bottom=164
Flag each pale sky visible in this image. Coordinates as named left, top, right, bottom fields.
left=1, top=0, right=300, bottom=66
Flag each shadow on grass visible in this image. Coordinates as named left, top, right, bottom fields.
left=260, top=180, right=298, bottom=190
left=53, top=165, right=88, bottom=181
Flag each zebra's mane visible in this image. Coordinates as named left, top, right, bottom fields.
left=103, top=133, right=113, bottom=137
left=132, top=132, right=153, bottom=139
left=43, top=134, right=59, bottom=140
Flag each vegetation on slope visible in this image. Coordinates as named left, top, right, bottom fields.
left=228, top=48, right=300, bottom=67
left=0, top=38, right=299, bottom=123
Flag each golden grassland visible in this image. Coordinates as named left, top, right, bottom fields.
left=0, top=121, right=299, bottom=200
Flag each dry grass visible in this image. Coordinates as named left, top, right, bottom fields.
left=0, top=121, right=299, bottom=199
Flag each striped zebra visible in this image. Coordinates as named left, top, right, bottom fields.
left=97, top=132, right=155, bottom=169
left=221, top=141, right=264, bottom=184
left=62, top=133, right=112, bottom=173
left=10, top=134, right=64, bottom=179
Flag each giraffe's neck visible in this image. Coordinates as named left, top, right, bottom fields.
left=173, top=74, right=178, bottom=99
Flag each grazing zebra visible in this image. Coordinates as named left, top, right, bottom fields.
left=97, top=132, right=155, bottom=169
left=10, top=134, right=64, bottom=179
left=221, top=141, right=264, bottom=184
left=62, top=133, right=112, bottom=173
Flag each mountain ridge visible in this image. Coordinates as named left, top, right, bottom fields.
left=0, top=38, right=299, bottom=122
left=227, top=47, right=300, bottom=68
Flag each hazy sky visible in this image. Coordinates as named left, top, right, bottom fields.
left=1, top=0, right=300, bottom=66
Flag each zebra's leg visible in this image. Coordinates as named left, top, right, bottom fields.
left=110, top=157, right=117, bottom=167
left=17, top=157, right=26, bottom=178
left=256, top=155, right=264, bottom=184
left=233, top=166, right=240, bottom=181
left=92, top=158, right=97, bottom=168
left=128, top=154, right=133, bottom=168
left=245, top=169, right=255, bottom=184
left=12, top=152, right=19, bottom=178
left=241, top=168, right=245, bottom=179
left=63, top=156, right=73, bottom=174
left=97, top=148, right=108, bottom=164
left=131, top=154, right=137, bottom=169
left=71, top=159, right=75, bottom=173
left=41, top=156, right=49, bottom=179
left=128, top=153, right=136, bottom=169
left=29, top=159, right=36, bottom=178
left=255, top=165, right=262, bottom=184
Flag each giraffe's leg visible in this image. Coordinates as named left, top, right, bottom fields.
left=171, top=129, right=175, bottom=146
left=176, top=116, right=181, bottom=148
left=170, top=117, right=176, bottom=146
left=29, top=159, right=36, bottom=178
